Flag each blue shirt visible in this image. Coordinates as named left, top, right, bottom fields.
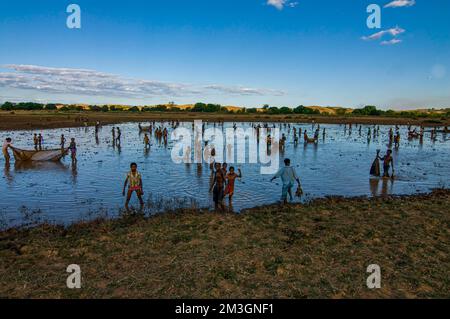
left=274, top=166, right=299, bottom=185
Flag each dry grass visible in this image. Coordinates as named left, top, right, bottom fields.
left=0, top=190, right=449, bottom=299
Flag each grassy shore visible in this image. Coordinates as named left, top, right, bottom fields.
left=0, top=190, right=449, bottom=298
left=1, top=110, right=449, bottom=131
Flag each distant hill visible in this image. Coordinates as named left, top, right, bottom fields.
left=305, top=106, right=353, bottom=115
left=43, top=103, right=450, bottom=115
left=171, top=104, right=243, bottom=112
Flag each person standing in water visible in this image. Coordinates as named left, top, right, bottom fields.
left=280, top=133, right=287, bottom=151
left=314, top=128, right=320, bottom=140
left=394, top=131, right=401, bottom=148
left=122, top=162, right=144, bottom=211
left=116, top=127, right=121, bottom=144
left=33, top=133, right=39, bottom=149
left=95, top=121, right=100, bottom=134
left=224, top=167, right=242, bottom=202
left=144, top=133, right=150, bottom=149
left=60, top=134, right=66, bottom=149
left=2, top=138, right=12, bottom=164
left=209, top=162, right=225, bottom=211
left=222, top=162, right=228, bottom=176
left=38, top=133, right=43, bottom=149
left=271, top=158, right=301, bottom=204
left=68, top=138, right=77, bottom=162
left=380, top=149, right=394, bottom=178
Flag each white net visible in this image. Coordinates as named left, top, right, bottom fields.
left=11, top=147, right=68, bottom=162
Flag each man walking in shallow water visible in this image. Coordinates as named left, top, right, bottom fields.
left=271, top=158, right=301, bottom=204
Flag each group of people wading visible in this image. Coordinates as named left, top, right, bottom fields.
left=3, top=120, right=448, bottom=211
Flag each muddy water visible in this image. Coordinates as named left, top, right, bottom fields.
left=1, top=122, right=449, bottom=227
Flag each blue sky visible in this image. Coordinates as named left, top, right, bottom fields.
left=0, top=0, right=449, bottom=109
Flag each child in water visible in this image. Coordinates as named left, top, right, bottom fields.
left=224, top=167, right=242, bottom=202
left=122, top=162, right=144, bottom=211
left=68, top=138, right=77, bottom=162
left=122, top=163, right=144, bottom=210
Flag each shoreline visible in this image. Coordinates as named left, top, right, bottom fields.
left=1, top=189, right=449, bottom=298
left=0, top=187, right=450, bottom=232
left=1, top=110, right=449, bottom=131
left=1, top=189, right=448, bottom=232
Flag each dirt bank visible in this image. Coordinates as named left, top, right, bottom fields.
left=1, top=110, right=448, bottom=131
left=1, top=189, right=449, bottom=298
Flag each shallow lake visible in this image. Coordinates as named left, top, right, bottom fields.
left=1, top=121, right=449, bottom=228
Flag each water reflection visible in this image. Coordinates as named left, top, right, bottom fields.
left=369, top=177, right=395, bottom=197
left=71, top=161, right=78, bottom=184
left=14, top=160, right=69, bottom=172
left=3, top=162, right=12, bottom=185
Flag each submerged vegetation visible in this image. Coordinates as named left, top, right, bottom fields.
left=1, top=190, right=449, bottom=298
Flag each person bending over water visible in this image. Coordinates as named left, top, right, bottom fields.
left=271, top=158, right=301, bottom=204
left=225, top=167, right=242, bottom=202
left=122, top=162, right=144, bottom=211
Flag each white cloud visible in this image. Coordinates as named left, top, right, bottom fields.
left=381, top=39, right=402, bottom=45
left=204, top=84, right=283, bottom=96
left=384, top=0, right=416, bottom=8
left=267, top=0, right=298, bottom=10
left=267, top=0, right=286, bottom=10
left=0, top=64, right=284, bottom=99
left=362, top=27, right=406, bottom=41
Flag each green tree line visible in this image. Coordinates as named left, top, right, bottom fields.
left=1, top=101, right=449, bottom=118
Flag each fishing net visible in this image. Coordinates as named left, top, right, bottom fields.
left=139, top=125, right=151, bottom=131
left=11, top=147, right=68, bottom=162
left=370, top=158, right=380, bottom=176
